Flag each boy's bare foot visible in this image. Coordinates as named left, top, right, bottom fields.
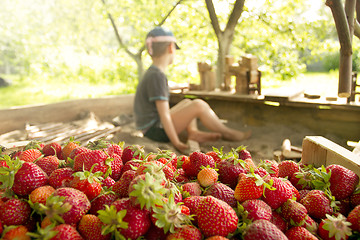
left=223, top=129, right=252, bottom=142
left=188, top=130, right=221, bottom=143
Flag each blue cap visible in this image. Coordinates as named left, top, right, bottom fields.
left=146, top=27, right=180, bottom=50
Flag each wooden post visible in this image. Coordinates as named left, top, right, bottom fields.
left=198, top=62, right=215, bottom=91
left=224, top=56, right=234, bottom=91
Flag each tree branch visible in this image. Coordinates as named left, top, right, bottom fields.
left=354, top=0, right=360, bottom=38
left=354, top=18, right=360, bottom=38
left=326, top=0, right=352, bottom=54
left=225, top=0, right=245, bottom=33
left=157, top=0, right=184, bottom=26
left=101, top=0, right=136, bottom=58
left=205, top=0, right=221, bottom=37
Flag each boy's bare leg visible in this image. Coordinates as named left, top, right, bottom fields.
left=170, top=99, right=251, bottom=142
left=170, top=99, right=221, bottom=143
left=187, top=119, right=221, bottom=143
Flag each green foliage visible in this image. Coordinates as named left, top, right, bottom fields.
left=0, top=0, right=347, bottom=108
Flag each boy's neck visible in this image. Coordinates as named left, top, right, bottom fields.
left=152, top=57, right=169, bottom=73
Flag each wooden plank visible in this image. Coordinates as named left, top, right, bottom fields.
left=264, top=87, right=304, bottom=102
left=301, top=136, right=360, bottom=176
left=0, top=95, right=134, bottom=135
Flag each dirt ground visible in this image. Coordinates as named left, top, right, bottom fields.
left=110, top=115, right=329, bottom=165
left=0, top=111, right=347, bottom=165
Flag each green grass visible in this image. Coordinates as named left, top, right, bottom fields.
left=262, top=70, right=339, bottom=96
left=0, top=71, right=340, bottom=109
left=0, top=77, right=136, bottom=109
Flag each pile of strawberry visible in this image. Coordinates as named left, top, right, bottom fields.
left=0, top=139, right=360, bottom=240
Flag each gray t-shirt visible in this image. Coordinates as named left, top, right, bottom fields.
left=134, top=65, right=169, bottom=130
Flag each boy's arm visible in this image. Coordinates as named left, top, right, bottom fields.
left=155, top=100, right=188, bottom=152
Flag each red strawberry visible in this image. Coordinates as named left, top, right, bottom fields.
left=205, top=236, right=229, bottom=240
left=257, top=159, right=279, bottom=177
left=300, top=189, right=333, bottom=219
left=300, top=215, right=318, bottom=235
left=241, top=199, right=272, bottom=221
left=50, top=224, right=84, bottom=240
left=144, top=224, right=169, bottom=240
left=188, top=151, right=215, bottom=177
left=350, top=190, right=360, bottom=208
left=175, top=155, right=188, bottom=169
left=73, top=149, right=108, bottom=173
left=52, top=187, right=91, bottom=226
left=347, top=204, right=360, bottom=232
left=68, top=146, right=90, bottom=160
left=121, top=144, right=144, bottom=164
left=166, top=225, right=202, bottom=240
left=206, top=147, right=224, bottom=164
left=196, top=196, right=238, bottom=237
left=61, top=140, right=80, bottom=160
left=243, top=219, right=288, bottom=240
left=182, top=156, right=197, bottom=178
left=101, top=176, right=116, bottom=188
left=150, top=196, right=191, bottom=233
left=108, top=153, right=123, bottom=181
left=290, top=171, right=313, bottom=190
left=12, top=161, right=49, bottom=196
left=197, top=167, right=218, bottom=187
left=278, top=160, right=300, bottom=179
left=204, top=182, right=237, bottom=208
left=283, top=178, right=301, bottom=200
left=337, top=198, right=351, bottom=216
left=113, top=170, right=136, bottom=198
left=29, top=185, right=56, bottom=205
left=128, top=173, right=167, bottom=209
left=48, top=167, right=74, bottom=189
left=42, top=142, right=62, bottom=159
left=18, top=148, right=42, bottom=162
left=253, top=166, right=268, bottom=177
left=78, top=214, right=111, bottom=240
left=206, top=151, right=222, bottom=164
left=2, top=225, right=30, bottom=240
left=121, top=159, right=141, bottom=175
left=183, top=195, right=203, bottom=224
left=70, top=174, right=102, bottom=201
left=174, top=168, right=189, bottom=183
left=299, top=189, right=311, bottom=201
left=35, top=155, right=60, bottom=176
left=318, top=214, right=352, bottom=240
left=217, top=157, right=247, bottom=189
left=262, top=177, right=293, bottom=209
left=105, top=142, right=123, bottom=157
left=89, top=192, right=118, bottom=215
left=326, top=164, right=359, bottom=200
left=235, top=146, right=252, bottom=160
left=270, top=211, right=288, bottom=232
left=285, top=226, right=318, bottom=240
left=0, top=198, right=31, bottom=226
left=235, top=173, right=266, bottom=202
left=111, top=198, right=151, bottom=239
left=280, top=199, right=308, bottom=226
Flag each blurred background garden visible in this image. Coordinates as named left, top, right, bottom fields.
left=0, top=0, right=357, bottom=108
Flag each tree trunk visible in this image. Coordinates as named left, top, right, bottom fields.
left=135, top=54, right=144, bottom=81
left=217, top=32, right=233, bottom=89
left=326, top=0, right=355, bottom=98
left=205, top=0, right=245, bottom=89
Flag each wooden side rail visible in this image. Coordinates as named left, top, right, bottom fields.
left=301, top=136, right=360, bottom=176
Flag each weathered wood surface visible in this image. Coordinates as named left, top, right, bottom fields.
left=302, top=136, right=360, bottom=176
left=0, top=95, right=134, bottom=135
left=170, top=91, right=360, bottom=146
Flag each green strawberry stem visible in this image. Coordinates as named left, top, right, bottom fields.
left=97, top=205, right=128, bottom=240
